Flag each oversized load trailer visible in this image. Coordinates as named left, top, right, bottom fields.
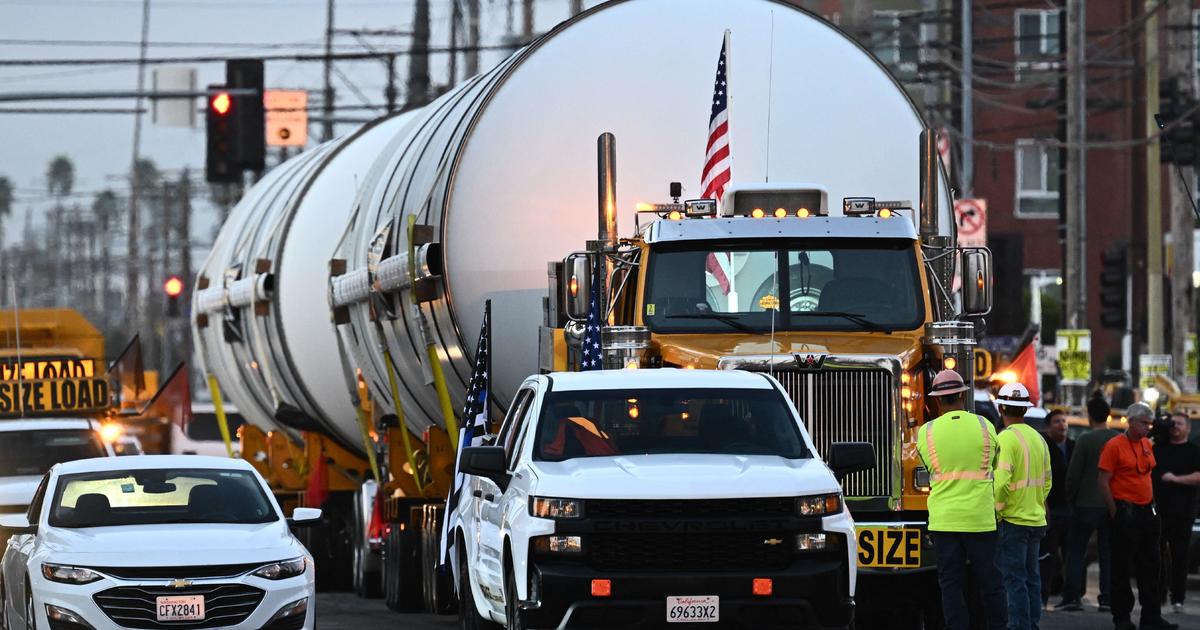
left=194, top=0, right=975, bottom=622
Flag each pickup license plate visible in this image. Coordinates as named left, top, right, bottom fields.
left=156, top=596, right=204, bottom=622
left=856, top=526, right=921, bottom=568
left=666, top=595, right=718, bottom=623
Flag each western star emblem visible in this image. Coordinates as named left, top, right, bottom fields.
left=168, top=579, right=194, bottom=589
left=763, top=538, right=783, bottom=546
left=793, top=353, right=825, bottom=370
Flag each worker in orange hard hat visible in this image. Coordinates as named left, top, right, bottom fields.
left=916, top=369, right=1007, bottom=630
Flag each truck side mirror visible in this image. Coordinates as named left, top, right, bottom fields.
left=563, top=254, right=592, bottom=321
left=961, top=248, right=992, bottom=316
left=828, top=442, right=875, bottom=480
left=460, top=446, right=509, bottom=487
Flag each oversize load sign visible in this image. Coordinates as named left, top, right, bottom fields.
left=0, top=377, right=109, bottom=416
left=0, top=358, right=95, bottom=380
left=1056, top=329, right=1091, bottom=385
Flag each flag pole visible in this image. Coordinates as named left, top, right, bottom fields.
left=724, top=28, right=732, bottom=200
left=485, top=299, right=492, bottom=427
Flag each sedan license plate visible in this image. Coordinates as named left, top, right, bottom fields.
left=666, top=595, right=719, bottom=623
left=156, top=595, right=204, bottom=622
left=856, top=526, right=921, bottom=568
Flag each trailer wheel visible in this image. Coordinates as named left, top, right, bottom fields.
left=383, top=519, right=422, bottom=612
left=307, top=493, right=354, bottom=592
left=352, top=491, right=382, bottom=599
left=421, top=505, right=458, bottom=615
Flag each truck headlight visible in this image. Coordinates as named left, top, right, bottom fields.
left=530, top=497, right=583, bottom=519
left=252, top=557, right=307, bottom=580
left=41, top=564, right=103, bottom=585
left=532, top=535, right=583, bottom=554
left=796, top=493, right=842, bottom=516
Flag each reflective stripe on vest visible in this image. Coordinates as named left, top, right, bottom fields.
left=1006, top=425, right=1045, bottom=491
left=925, top=413, right=995, bottom=483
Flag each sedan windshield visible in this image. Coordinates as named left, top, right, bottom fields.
left=0, top=430, right=106, bottom=477
left=644, top=238, right=923, bottom=333
left=535, top=388, right=809, bottom=461
left=48, top=468, right=278, bottom=528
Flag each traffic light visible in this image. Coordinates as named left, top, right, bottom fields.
left=1158, top=79, right=1198, bottom=166
left=164, top=275, right=184, bottom=317
left=206, top=85, right=239, bottom=183
left=1099, top=245, right=1127, bottom=330
left=226, top=58, right=265, bottom=172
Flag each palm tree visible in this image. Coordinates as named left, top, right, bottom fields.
left=46, top=156, right=75, bottom=302
left=92, top=190, right=119, bottom=315
left=0, top=176, right=13, bottom=285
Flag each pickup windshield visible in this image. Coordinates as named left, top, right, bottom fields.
left=0, top=430, right=106, bottom=477
left=534, top=388, right=809, bottom=461
left=48, top=468, right=278, bottom=528
left=643, top=238, right=923, bottom=333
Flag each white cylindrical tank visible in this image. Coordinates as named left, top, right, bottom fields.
left=195, top=0, right=954, bottom=456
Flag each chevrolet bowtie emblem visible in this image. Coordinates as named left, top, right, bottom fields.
left=168, top=579, right=194, bottom=589
left=763, top=538, right=783, bottom=546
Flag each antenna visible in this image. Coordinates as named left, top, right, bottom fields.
left=769, top=250, right=778, bottom=377
left=9, top=279, right=23, bottom=418
left=763, top=11, right=775, bottom=183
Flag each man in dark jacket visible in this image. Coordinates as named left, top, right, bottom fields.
left=1040, top=409, right=1074, bottom=606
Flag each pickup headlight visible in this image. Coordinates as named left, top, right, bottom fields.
left=796, top=493, right=842, bottom=517
left=41, top=563, right=103, bottom=585
left=252, top=557, right=307, bottom=580
left=530, top=497, right=583, bottom=519
left=531, top=535, right=583, bottom=555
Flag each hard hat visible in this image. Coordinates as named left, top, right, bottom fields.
left=996, top=382, right=1034, bottom=408
left=929, top=369, right=969, bottom=397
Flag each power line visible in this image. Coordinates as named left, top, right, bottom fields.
left=0, top=44, right=514, bottom=67
left=0, top=38, right=404, bottom=50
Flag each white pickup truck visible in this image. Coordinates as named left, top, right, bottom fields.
left=451, top=369, right=874, bottom=630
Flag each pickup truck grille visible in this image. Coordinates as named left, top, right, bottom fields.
left=587, top=533, right=792, bottom=572
left=586, top=497, right=795, bottom=519
left=93, top=584, right=264, bottom=629
left=773, top=369, right=894, bottom=498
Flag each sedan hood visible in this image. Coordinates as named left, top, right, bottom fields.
left=0, top=476, right=41, bottom=510
left=529, top=454, right=841, bottom=500
left=40, top=522, right=300, bottom=566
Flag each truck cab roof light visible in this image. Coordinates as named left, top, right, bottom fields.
left=750, top=208, right=765, bottom=218
left=843, top=197, right=914, bottom=217
left=773, top=208, right=787, bottom=218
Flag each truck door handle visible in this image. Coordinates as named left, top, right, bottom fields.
left=472, top=490, right=482, bottom=498
left=484, top=493, right=496, bottom=502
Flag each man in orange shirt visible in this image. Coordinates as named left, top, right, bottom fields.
left=1097, top=403, right=1176, bottom=630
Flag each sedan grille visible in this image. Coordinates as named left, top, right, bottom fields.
left=772, top=369, right=894, bottom=498
left=85, top=563, right=263, bottom=580
left=587, top=533, right=792, bottom=572
left=93, top=584, right=264, bottom=629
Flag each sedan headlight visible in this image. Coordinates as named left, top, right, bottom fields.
left=252, top=557, right=307, bottom=580
left=41, top=563, right=103, bottom=585
left=796, top=493, right=842, bottom=517
left=530, top=497, right=583, bottom=519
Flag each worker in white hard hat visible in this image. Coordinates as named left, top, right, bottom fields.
left=916, top=369, right=1006, bottom=630
left=993, top=382, right=1052, bottom=630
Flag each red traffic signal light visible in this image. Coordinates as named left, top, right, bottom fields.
left=210, top=92, right=232, bottom=116
left=163, top=275, right=185, bottom=298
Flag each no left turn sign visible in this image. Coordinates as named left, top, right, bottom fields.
left=954, top=198, right=987, bottom=248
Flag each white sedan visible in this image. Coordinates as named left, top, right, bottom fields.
left=0, top=455, right=319, bottom=630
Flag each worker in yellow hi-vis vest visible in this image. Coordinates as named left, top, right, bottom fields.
left=993, top=382, right=1052, bottom=630
left=916, top=369, right=1007, bottom=630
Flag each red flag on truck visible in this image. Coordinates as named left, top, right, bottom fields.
left=107, top=334, right=145, bottom=409
left=1008, top=342, right=1040, bottom=407
left=139, top=361, right=192, bottom=428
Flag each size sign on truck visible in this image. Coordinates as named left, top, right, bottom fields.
left=0, top=377, right=110, bottom=416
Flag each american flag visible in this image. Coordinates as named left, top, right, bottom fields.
left=700, top=33, right=731, bottom=202
left=579, top=260, right=604, bottom=371
left=441, top=300, right=491, bottom=566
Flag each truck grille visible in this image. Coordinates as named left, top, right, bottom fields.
left=586, top=497, right=795, bottom=519
left=773, top=369, right=894, bottom=498
left=93, top=584, right=264, bottom=629
left=588, top=533, right=792, bottom=572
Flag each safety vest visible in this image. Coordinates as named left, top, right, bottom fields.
left=916, top=410, right=1000, bottom=533
left=994, top=423, right=1052, bottom=527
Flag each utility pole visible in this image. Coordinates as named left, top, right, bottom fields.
left=1064, top=0, right=1086, bottom=330
left=1167, top=0, right=1195, bottom=382
left=406, top=0, right=431, bottom=109
left=126, top=0, right=151, bottom=339
left=1146, top=0, right=1164, bottom=355
left=385, top=54, right=397, bottom=113
left=466, top=0, right=481, bottom=77
left=569, top=0, right=583, bottom=16
left=958, top=0, right=973, bottom=196
left=322, top=0, right=335, bottom=141
left=522, top=0, right=534, bottom=42
left=449, top=0, right=461, bottom=86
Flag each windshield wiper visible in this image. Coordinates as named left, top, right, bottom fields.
left=792, top=311, right=890, bottom=332
left=667, top=313, right=759, bottom=334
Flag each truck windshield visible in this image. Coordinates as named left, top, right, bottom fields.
left=643, top=238, right=923, bottom=333
left=48, top=468, right=279, bottom=528
left=534, top=388, right=809, bottom=461
left=0, top=430, right=106, bottom=477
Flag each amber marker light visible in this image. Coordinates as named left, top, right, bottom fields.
left=752, top=578, right=773, bottom=596
left=591, top=579, right=612, bottom=597
left=774, top=208, right=787, bottom=218
left=797, top=207, right=810, bottom=218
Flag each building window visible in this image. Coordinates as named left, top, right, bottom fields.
left=1015, top=140, right=1059, bottom=218
left=871, top=11, right=925, bottom=76
left=1015, top=9, right=1062, bottom=82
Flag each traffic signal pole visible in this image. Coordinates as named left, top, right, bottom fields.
left=1146, top=0, right=1164, bottom=355
left=1064, top=0, right=1086, bottom=330
left=1167, top=0, right=1196, bottom=384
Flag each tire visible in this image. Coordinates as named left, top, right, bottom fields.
left=0, top=580, right=9, bottom=630
left=503, top=565, right=527, bottom=630
left=309, top=493, right=354, bottom=592
left=420, top=506, right=457, bottom=615
left=384, top=520, right=423, bottom=612
left=23, top=582, right=33, bottom=630
left=352, top=494, right=382, bottom=599
left=459, top=544, right=501, bottom=630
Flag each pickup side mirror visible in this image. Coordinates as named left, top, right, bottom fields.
left=460, top=446, right=509, bottom=487
left=828, top=442, right=876, bottom=480
left=0, top=514, right=36, bottom=535
left=563, top=254, right=593, bottom=321
left=287, top=507, right=322, bottom=528
left=961, top=248, right=992, bottom=316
